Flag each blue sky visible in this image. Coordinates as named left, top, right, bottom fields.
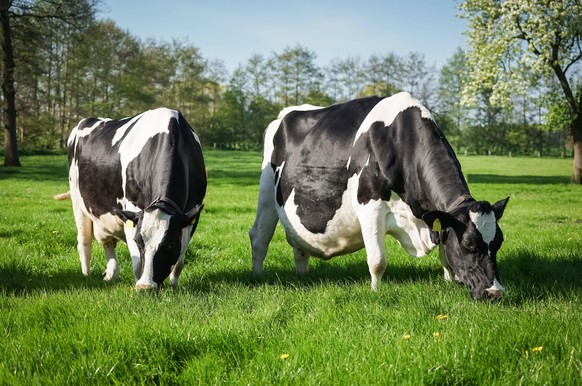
left=99, top=0, right=466, bottom=73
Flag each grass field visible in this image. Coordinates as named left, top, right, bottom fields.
left=0, top=150, right=581, bottom=385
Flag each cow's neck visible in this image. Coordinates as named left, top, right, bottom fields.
left=394, top=135, right=472, bottom=216
left=419, top=148, right=472, bottom=214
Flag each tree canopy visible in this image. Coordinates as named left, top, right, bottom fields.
left=0, top=0, right=578, bottom=167
left=460, top=0, right=582, bottom=181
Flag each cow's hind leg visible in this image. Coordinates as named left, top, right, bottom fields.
left=357, top=203, right=388, bottom=291
left=74, top=209, right=93, bottom=277
left=249, top=166, right=279, bottom=275
left=293, top=246, right=310, bottom=276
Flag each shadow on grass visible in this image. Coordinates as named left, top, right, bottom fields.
left=180, top=259, right=440, bottom=294
left=0, top=160, right=68, bottom=182
left=3, top=249, right=579, bottom=305
left=497, top=249, right=581, bottom=305
left=0, top=264, right=121, bottom=296
left=467, top=174, right=570, bottom=184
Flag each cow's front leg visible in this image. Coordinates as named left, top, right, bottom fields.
left=125, top=227, right=143, bottom=281
left=102, top=240, right=120, bottom=281
left=438, top=244, right=453, bottom=282
left=357, top=203, right=388, bottom=291
left=170, top=228, right=191, bottom=286
left=249, top=166, right=279, bottom=275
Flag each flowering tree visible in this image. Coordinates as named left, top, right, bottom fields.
left=460, top=0, right=582, bottom=182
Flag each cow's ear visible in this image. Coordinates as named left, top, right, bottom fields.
left=113, top=209, right=140, bottom=227
left=183, top=204, right=204, bottom=227
left=492, top=196, right=509, bottom=220
left=422, top=210, right=458, bottom=232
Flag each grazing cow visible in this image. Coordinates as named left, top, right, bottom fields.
left=67, top=108, right=206, bottom=290
left=249, top=92, right=509, bottom=299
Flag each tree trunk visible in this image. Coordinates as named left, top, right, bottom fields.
left=0, top=0, right=20, bottom=167
left=573, top=140, right=582, bottom=184
left=571, top=116, right=582, bottom=183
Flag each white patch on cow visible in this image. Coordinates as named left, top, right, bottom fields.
left=383, top=193, right=437, bottom=257
left=136, top=209, right=171, bottom=289
left=469, top=211, right=496, bottom=248
left=353, top=92, right=434, bottom=146
left=116, top=108, right=179, bottom=193
left=278, top=184, right=363, bottom=258
left=67, top=118, right=111, bottom=147
left=92, top=212, right=124, bottom=243
left=346, top=156, right=351, bottom=170
left=262, top=104, right=323, bottom=168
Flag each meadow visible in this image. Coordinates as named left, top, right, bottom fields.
left=0, top=150, right=581, bottom=385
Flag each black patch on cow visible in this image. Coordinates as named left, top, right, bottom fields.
left=72, top=120, right=126, bottom=217
left=271, top=96, right=382, bottom=233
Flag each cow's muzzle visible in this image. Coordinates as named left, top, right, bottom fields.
left=485, top=278, right=505, bottom=299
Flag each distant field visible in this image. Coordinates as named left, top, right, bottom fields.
left=0, top=151, right=580, bottom=385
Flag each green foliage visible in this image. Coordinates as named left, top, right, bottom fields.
left=460, top=0, right=582, bottom=120
left=0, top=151, right=581, bottom=384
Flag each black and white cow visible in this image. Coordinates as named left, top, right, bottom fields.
left=67, top=108, right=206, bottom=290
left=249, top=92, right=509, bottom=299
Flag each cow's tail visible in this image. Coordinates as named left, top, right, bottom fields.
left=53, top=191, right=71, bottom=201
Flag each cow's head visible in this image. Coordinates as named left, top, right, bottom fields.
left=114, top=201, right=203, bottom=289
left=423, top=197, right=509, bottom=300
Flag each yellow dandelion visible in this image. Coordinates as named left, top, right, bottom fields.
left=403, top=334, right=411, bottom=341
left=436, top=314, right=448, bottom=320
left=279, top=353, right=290, bottom=360
left=433, top=332, right=440, bottom=338
left=532, top=346, right=543, bottom=352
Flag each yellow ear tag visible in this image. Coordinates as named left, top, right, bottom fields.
left=125, top=219, right=134, bottom=229
left=191, top=217, right=197, bottom=225
left=432, top=218, right=441, bottom=232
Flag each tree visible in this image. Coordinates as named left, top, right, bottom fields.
left=460, top=0, right=582, bottom=182
left=1, top=0, right=18, bottom=165
left=325, top=56, right=366, bottom=101
left=0, top=0, right=97, bottom=166
left=400, top=52, right=436, bottom=105
left=437, top=48, right=467, bottom=131
left=273, top=44, right=322, bottom=106
left=363, top=53, right=402, bottom=97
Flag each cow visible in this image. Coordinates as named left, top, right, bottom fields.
left=249, top=92, right=509, bottom=299
left=67, top=107, right=206, bottom=290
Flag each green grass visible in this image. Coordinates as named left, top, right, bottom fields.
left=0, top=151, right=581, bottom=385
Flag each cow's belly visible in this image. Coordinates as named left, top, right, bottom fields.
left=277, top=188, right=364, bottom=258
left=70, top=162, right=125, bottom=244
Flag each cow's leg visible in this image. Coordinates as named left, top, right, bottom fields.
left=357, top=203, right=388, bottom=291
left=438, top=245, right=453, bottom=282
left=102, top=240, right=119, bottom=281
left=169, top=255, right=184, bottom=286
left=170, top=227, right=191, bottom=286
left=73, top=208, right=93, bottom=277
left=249, top=166, right=279, bottom=275
left=293, top=246, right=310, bottom=276
left=125, top=227, right=143, bottom=281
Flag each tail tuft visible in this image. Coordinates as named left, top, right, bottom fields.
left=53, top=191, right=71, bottom=201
